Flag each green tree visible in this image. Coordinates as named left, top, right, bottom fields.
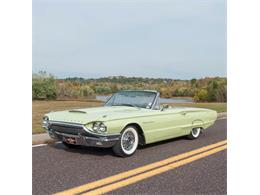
left=215, top=82, right=227, bottom=102
left=80, top=85, right=95, bottom=97
left=94, top=86, right=112, bottom=94
left=190, top=78, right=197, bottom=87
left=32, top=72, right=57, bottom=100
left=194, top=89, right=208, bottom=102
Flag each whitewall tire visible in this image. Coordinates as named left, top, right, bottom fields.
left=112, top=126, right=139, bottom=157
left=187, top=127, right=201, bottom=139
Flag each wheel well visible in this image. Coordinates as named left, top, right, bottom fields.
left=125, top=123, right=146, bottom=145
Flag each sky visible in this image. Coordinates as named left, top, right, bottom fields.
left=32, top=0, right=226, bottom=79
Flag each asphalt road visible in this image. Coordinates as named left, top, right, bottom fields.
left=33, top=118, right=227, bottom=195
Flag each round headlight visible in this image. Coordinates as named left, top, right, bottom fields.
left=92, top=122, right=107, bottom=133
left=42, top=116, right=49, bottom=129
left=93, top=122, right=100, bottom=130
left=98, top=123, right=107, bottom=132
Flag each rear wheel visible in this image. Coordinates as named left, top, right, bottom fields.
left=112, top=126, right=139, bottom=157
left=187, top=127, right=201, bottom=139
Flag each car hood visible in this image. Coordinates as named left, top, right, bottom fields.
left=45, top=106, right=215, bottom=125
left=46, top=106, right=146, bottom=124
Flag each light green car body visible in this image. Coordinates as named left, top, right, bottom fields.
left=45, top=95, right=217, bottom=145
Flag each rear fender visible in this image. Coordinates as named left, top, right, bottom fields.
left=192, top=119, right=204, bottom=130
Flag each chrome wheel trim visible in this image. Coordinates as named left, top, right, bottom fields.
left=121, top=128, right=138, bottom=155
left=192, top=127, right=201, bottom=138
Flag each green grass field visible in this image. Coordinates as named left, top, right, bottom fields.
left=32, top=100, right=226, bottom=134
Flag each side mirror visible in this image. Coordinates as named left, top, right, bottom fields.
left=160, top=104, right=169, bottom=111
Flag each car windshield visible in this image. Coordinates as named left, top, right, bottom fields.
left=105, top=91, right=157, bottom=109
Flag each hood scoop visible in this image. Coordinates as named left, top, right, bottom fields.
left=69, top=110, right=87, bottom=114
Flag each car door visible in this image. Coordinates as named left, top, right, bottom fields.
left=143, top=108, right=191, bottom=144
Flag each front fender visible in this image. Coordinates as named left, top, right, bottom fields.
left=105, top=119, right=146, bottom=136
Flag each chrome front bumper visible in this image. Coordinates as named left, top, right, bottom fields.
left=45, top=122, right=120, bottom=148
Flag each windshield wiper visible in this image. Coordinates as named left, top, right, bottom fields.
left=113, top=103, right=138, bottom=108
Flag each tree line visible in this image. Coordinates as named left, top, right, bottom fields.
left=32, top=71, right=227, bottom=102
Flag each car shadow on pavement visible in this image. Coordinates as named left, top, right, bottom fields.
left=50, top=143, right=115, bottom=157
left=48, top=135, right=195, bottom=157
left=138, top=135, right=190, bottom=150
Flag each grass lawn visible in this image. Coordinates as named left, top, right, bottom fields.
left=32, top=100, right=226, bottom=134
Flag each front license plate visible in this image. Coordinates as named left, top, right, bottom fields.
left=64, top=136, right=76, bottom=144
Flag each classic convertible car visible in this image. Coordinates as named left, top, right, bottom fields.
left=43, top=90, right=217, bottom=157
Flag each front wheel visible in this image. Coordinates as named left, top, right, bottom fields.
left=187, top=127, right=202, bottom=139
left=112, top=126, right=139, bottom=157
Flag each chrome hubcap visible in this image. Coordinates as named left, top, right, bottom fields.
left=192, top=128, right=200, bottom=137
left=122, top=131, right=135, bottom=151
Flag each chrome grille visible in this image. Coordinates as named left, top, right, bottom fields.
left=49, top=123, right=86, bottom=135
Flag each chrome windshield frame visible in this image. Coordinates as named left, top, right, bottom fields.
left=150, top=92, right=160, bottom=110
left=104, top=90, right=160, bottom=110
